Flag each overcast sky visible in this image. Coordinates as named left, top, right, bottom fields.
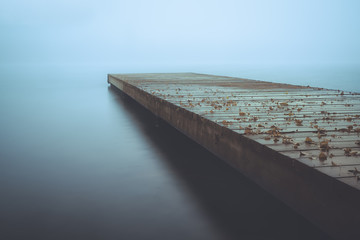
left=1, top=0, right=359, bottom=66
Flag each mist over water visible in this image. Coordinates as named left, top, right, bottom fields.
left=2, top=1, right=360, bottom=67
left=1, top=0, right=359, bottom=90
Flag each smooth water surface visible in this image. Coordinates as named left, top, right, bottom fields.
left=0, top=64, right=340, bottom=239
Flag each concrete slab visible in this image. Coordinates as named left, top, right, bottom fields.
left=108, top=73, right=360, bottom=240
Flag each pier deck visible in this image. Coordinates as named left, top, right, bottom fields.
left=108, top=73, right=360, bottom=239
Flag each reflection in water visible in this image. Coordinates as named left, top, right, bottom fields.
left=0, top=65, right=331, bottom=239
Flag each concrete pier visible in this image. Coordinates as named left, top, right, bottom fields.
left=108, top=73, right=360, bottom=239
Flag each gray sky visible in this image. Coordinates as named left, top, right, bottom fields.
left=1, top=0, right=360, bottom=65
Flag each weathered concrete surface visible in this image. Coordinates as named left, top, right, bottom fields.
left=108, top=73, right=360, bottom=240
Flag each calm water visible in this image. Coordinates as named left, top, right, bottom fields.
left=0, top=63, right=346, bottom=239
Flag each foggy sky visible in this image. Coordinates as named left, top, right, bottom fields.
left=1, top=0, right=359, bottom=65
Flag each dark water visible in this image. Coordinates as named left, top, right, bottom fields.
left=0, top=64, right=335, bottom=239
